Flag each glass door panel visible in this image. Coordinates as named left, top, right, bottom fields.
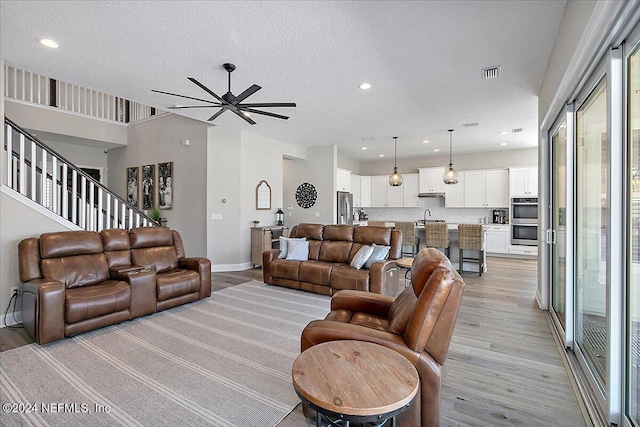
left=627, top=41, right=640, bottom=427
left=552, top=121, right=567, bottom=329
left=576, top=77, right=608, bottom=388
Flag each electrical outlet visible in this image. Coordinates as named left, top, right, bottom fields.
left=10, top=286, right=19, bottom=296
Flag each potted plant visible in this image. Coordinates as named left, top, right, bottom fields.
left=252, top=220, right=260, bottom=227
left=149, top=207, right=166, bottom=226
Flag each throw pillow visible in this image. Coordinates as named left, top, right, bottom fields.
left=364, top=243, right=391, bottom=269
left=350, top=245, right=374, bottom=270
left=286, top=239, right=309, bottom=261
left=278, top=237, right=306, bottom=259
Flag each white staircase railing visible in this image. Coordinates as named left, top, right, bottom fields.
left=4, top=118, right=158, bottom=231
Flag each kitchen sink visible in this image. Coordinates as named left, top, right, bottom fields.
left=417, top=219, right=446, bottom=224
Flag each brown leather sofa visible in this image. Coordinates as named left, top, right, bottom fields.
left=300, top=248, right=465, bottom=427
left=263, top=223, right=402, bottom=296
left=18, top=227, right=211, bottom=345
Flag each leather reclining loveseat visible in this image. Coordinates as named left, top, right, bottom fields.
left=263, top=223, right=402, bottom=296
left=18, top=226, right=211, bottom=345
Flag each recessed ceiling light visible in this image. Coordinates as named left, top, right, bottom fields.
left=361, top=147, right=367, bottom=150
left=433, top=149, right=440, bottom=152
left=422, top=140, right=429, bottom=144
left=499, top=131, right=509, bottom=135
left=38, top=38, right=59, bottom=48
left=499, top=142, right=508, bottom=146
left=361, top=136, right=375, bottom=140
left=359, top=83, right=371, bottom=90
left=379, top=154, right=384, bottom=157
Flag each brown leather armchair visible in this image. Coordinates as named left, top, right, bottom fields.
left=300, top=248, right=465, bottom=427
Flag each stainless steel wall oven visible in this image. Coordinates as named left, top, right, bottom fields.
left=511, top=197, right=538, bottom=245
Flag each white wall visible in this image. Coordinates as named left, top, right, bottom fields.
left=284, top=145, right=337, bottom=226
left=42, top=139, right=109, bottom=183
left=337, top=156, right=360, bottom=174
left=109, top=113, right=210, bottom=256
left=357, top=147, right=538, bottom=176
left=206, top=127, right=305, bottom=270
left=5, top=99, right=128, bottom=146
left=0, top=189, right=79, bottom=325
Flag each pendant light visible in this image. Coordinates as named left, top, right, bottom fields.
left=388, top=136, right=403, bottom=186
left=443, top=129, right=460, bottom=184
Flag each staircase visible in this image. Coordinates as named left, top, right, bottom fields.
left=3, top=117, right=157, bottom=231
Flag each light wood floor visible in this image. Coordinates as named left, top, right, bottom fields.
left=1, top=258, right=586, bottom=426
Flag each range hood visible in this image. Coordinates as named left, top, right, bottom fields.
left=418, top=193, right=445, bottom=198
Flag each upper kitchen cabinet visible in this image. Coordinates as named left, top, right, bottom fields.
left=463, top=169, right=509, bottom=208
left=403, top=173, right=421, bottom=207
left=444, top=172, right=465, bottom=208
left=337, top=168, right=351, bottom=192
left=360, top=176, right=372, bottom=207
left=418, top=167, right=445, bottom=195
left=371, top=175, right=404, bottom=207
left=509, top=166, right=538, bottom=197
left=351, top=174, right=361, bottom=207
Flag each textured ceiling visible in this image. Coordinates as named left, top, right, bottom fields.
left=0, top=0, right=566, bottom=162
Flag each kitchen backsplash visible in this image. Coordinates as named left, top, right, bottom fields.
left=362, top=198, right=506, bottom=224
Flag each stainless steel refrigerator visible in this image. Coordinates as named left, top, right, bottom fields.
left=337, top=191, right=353, bottom=225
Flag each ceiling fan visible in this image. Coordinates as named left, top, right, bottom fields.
left=152, top=63, right=296, bottom=125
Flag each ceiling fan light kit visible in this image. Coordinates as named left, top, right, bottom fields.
left=388, top=136, right=403, bottom=187
left=152, top=63, right=296, bottom=125
left=443, top=129, right=460, bottom=185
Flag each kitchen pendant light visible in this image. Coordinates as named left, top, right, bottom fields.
left=443, top=129, right=460, bottom=184
left=388, top=137, right=403, bottom=186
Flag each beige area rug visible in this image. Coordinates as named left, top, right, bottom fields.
left=0, top=281, right=330, bottom=427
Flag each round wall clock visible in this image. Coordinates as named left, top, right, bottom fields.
left=295, top=182, right=317, bottom=209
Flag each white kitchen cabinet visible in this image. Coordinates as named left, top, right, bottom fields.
left=387, top=182, right=404, bottom=207
left=485, top=169, right=509, bottom=207
left=351, top=174, right=361, bottom=207
left=463, top=169, right=509, bottom=208
left=509, top=166, right=538, bottom=197
left=509, top=244, right=538, bottom=256
left=418, top=167, right=445, bottom=194
left=337, top=168, right=351, bottom=192
left=370, top=175, right=404, bottom=207
left=403, top=173, right=421, bottom=207
left=444, top=172, right=465, bottom=208
left=371, top=175, right=387, bottom=207
left=360, top=175, right=372, bottom=207
left=485, top=225, right=510, bottom=254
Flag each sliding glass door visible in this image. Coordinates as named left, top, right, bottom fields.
left=551, top=120, right=568, bottom=332
left=575, top=77, right=608, bottom=390
left=626, top=37, right=640, bottom=427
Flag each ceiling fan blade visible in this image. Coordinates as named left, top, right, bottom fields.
left=167, top=105, right=221, bottom=109
left=238, top=107, right=289, bottom=120
left=230, top=108, right=256, bottom=125
left=237, top=102, right=297, bottom=108
left=187, top=77, right=226, bottom=104
left=233, top=84, right=261, bottom=105
left=207, top=108, right=227, bottom=122
left=152, top=89, right=220, bottom=105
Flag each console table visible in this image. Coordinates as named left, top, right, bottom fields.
left=292, top=340, right=419, bottom=426
left=250, top=225, right=289, bottom=267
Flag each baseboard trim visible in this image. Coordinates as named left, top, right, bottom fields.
left=211, top=262, right=252, bottom=272
left=1, top=311, right=22, bottom=328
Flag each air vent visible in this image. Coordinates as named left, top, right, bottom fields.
left=482, top=66, right=501, bottom=79
left=512, top=128, right=523, bottom=133
left=462, top=122, right=479, bottom=128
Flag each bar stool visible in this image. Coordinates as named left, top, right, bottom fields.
left=458, top=224, right=485, bottom=276
left=395, top=221, right=420, bottom=257
left=424, top=222, right=450, bottom=258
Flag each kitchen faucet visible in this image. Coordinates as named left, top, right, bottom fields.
left=423, top=208, right=431, bottom=224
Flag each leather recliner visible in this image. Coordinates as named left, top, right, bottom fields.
left=300, top=248, right=465, bottom=427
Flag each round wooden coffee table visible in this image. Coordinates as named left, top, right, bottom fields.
left=292, top=340, right=419, bottom=426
